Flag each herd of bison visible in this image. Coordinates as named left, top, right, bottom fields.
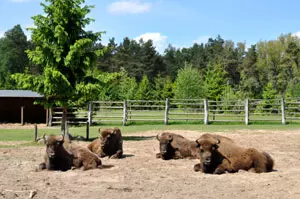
left=39, top=127, right=274, bottom=174
left=2, top=126, right=300, bottom=198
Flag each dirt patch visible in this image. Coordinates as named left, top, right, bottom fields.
left=0, top=129, right=300, bottom=199
left=0, top=123, right=47, bottom=129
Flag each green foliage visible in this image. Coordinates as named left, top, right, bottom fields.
left=173, top=64, right=204, bottom=99
left=135, top=75, right=152, bottom=100
left=240, top=45, right=261, bottom=98
left=204, top=62, right=227, bottom=101
left=118, top=69, right=138, bottom=100
left=255, top=82, right=278, bottom=113
left=153, top=75, right=173, bottom=100
left=0, top=25, right=29, bottom=88
left=12, top=0, right=104, bottom=107
left=285, top=82, right=300, bottom=98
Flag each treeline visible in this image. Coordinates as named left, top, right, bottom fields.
left=1, top=24, right=300, bottom=104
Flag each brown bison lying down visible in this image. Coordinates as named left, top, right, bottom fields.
left=194, top=133, right=274, bottom=174
left=39, top=135, right=102, bottom=171
left=88, top=128, right=123, bottom=159
left=156, top=132, right=200, bottom=160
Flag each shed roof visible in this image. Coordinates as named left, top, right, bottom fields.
left=0, top=90, right=43, bottom=98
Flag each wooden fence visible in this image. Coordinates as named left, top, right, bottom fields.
left=49, top=98, right=300, bottom=126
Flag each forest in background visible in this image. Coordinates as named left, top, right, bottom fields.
left=1, top=24, right=300, bottom=105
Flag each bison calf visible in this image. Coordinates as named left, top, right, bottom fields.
left=39, top=134, right=102, bottom=171
left=156, top=132, right=200, bottom=160
left=193, top=133, right=274, bottom=174
left=88, top=128, right=123, bottom=159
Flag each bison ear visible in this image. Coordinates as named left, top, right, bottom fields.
left=195, top=140, right=201, bottom=148
left=168, top=135, right=173, bottom=142
left=212, top=144, right=219, bottom=150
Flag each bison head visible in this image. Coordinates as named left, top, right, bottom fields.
left=99, top=128, right=117, bottom=150
left=156, top=133, right=174, bottom=160
left=195, top=137, right=220, bottom=166
left=43, top=134, right=64, bottom=159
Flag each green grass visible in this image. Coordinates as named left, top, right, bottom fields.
left=1, top=123, right=300, bottom=142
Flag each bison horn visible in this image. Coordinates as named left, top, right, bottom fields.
left=215, top=138, right=220, bottom=144
left=156, top=133, right=162, bottom=141
left=42, top=134, right=48, bottom=144
left=168, top=134, right=173, bottom=141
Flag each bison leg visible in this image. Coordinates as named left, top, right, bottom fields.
left=156, top=153, right=162, bottom=158
left=213, top=167, right=226, bottom=175
left=38, top=162, right=46, bottom=170
left=173, top=151, right=184, bottom=159
left=110, top=150, right=123, bottom=159
left=193, top=163, right=201, bottom=172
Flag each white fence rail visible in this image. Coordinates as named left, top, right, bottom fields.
left=49, top=98, right=300, bottom=126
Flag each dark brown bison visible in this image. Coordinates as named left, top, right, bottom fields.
left=156, top=132, right=200, bottom=160
left=39, top=134, right=102, bottom=171
left=193, top=133, right=274, bottom=174
left=87, top=127, right=123, bottom=159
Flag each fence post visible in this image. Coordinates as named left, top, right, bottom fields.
left=204, top=99, right=209, bottom=125
left=34, top=124, right=38, bottom=142
left=245, top=99, right=249, bottom=125
left=21, top=106, right=24, bottom=125
left=281, top=98, right=286, bottom=125
left=164, top=98, right=169, bottom=125
left=88, top=102, right=93, bottom=126
left=123, top=100, right=127, bottom=126
left=48, top=108, right=53, bottom=126
left=86, top=121, right=89, bottom=141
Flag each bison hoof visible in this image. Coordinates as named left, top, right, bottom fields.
left=38, top=163, right=46, bottom=171
left=156, top=153, right=162, bottom=159
left=213, top=169, right=225, bottom=175
left=194, top=163, right=201, bottom=172
left=110, top=154, right=119, bottom=159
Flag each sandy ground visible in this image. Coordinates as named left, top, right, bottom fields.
left=0, top=129, right=300, bottom=199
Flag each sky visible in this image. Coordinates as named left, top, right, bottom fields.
left=1, top=0, right=300, bottom=53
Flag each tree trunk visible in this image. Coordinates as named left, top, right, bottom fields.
left=61, top=106, right=68, bottom=137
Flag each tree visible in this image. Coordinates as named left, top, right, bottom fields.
left=173, top=64, right=204, bottom=99
left=135, top=75, right=152, bottom=100
left=12, top=0, right=104, bottom=134
left=240, top=45, right=261, bottom=98
left=204, top=62, right=227, bottom=101
left=118, top=68, right=138, bottom=100
left=153, top=74, right=173, bottom=100
left=0, top=25, right=29, bottom=88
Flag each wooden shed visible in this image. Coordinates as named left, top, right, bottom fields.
left=0, top=90, right=46, bottom=124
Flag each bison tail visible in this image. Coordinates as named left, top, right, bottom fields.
left=263, top=152, right=274, bottom=172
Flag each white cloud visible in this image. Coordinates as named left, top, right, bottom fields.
left=135, top=32, right=167, bottom=54
left=292, top=31, right=300, bottom=38
left=107, top=1, right=151, bottom=14
left=0, top=31, right=4, bottom=38
left=9, top=0, right=33, bottom=3
left=193, top=35, right=211, bottom=44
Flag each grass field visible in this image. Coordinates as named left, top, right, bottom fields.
left=1, top=122, right=300, bottom=142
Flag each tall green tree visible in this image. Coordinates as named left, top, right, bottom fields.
left=240, top=45, right=261, bottom=98
left=135, top=75, right=152, bottom=100
left=12, top=0, right=104, bottom=134
left=153, top=74, right=173, bottom=100
left=0, top=25, right=29, bottom=88
left=204, top=62, right=227, bottom=101
left=118, top=68, right=138, bottom=100
left=173, top=64, right=204, bottom=99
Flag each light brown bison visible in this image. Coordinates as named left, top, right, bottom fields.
left=193, top=133, right=274, bottom=174
left=156, top=132, right=200, bottom=160
left=87, top=127, right=123, bottom=159
left=39, top=134, right=102, bottom=171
